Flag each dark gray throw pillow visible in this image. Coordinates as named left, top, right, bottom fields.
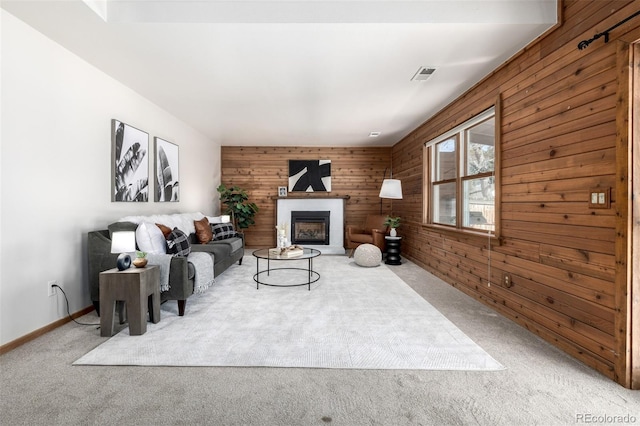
left=166, top=227, right=191, bottom=257
left=211, top=222, right=236, bottom=240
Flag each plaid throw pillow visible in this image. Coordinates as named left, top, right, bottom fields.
left=166, top=228, right=191, bottom=257
left=211, top=222, right=236, bottom=240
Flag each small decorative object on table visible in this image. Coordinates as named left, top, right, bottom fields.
left=132, top=251, right=148, bottom=268
left=275, top=223, right=289, bottom=248
left=111, top=230, right=136, bottom=271
left=384, top=215, right=401, bottom=237
left=269, top=245, right=304, bottom=257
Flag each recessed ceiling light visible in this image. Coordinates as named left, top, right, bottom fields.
left=412, top=67, right=436, bottom=81
left=369, top=132, right=381, bottom=137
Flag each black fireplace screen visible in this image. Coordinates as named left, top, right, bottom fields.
left=291, top=211, right=330, bottom=245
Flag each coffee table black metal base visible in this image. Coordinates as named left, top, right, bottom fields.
left=253, top=248, right=321, bottom=290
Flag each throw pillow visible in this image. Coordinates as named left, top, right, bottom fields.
left=166, top=228, right=191, bottom=257
left=135, top=222, right=167, bottom=254
left=156, top=223, right=172, bottom=238
left=211, top=222, right=236, bottom=240
left=194, top=217, right=213, bottom=244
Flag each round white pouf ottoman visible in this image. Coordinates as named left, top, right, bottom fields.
left=353, top=243, right=382, bottom=267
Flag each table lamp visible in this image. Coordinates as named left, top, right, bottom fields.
left=111, top=231, right=136, bottom=271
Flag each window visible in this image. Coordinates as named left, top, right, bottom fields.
left=424, top=107, right=497, bottom=235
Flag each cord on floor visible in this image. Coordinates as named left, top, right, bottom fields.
left=53, top=284, right=100, bottom=327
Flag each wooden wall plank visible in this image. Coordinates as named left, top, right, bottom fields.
left=613, top=38, right=632, bottom=387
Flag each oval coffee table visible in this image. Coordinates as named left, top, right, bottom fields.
left=253, top=248, right=321, bottom=290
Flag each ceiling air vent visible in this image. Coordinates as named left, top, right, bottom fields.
left=411, top=67, right=436, bottom=81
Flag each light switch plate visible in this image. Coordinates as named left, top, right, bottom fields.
left=589, top=187, right=611, bottom=209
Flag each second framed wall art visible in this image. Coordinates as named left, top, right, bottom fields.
left=155, top=137, right=179, bottom=202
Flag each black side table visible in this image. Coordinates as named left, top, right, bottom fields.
left=385, top=236, right=402, bottom=265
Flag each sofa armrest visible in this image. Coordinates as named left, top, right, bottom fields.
left=87, top=230, right=118, bottom=302
left=164, top=256, right=193, bottom=300
left=371, top=229, right=387, bottom=251
left=236, top=232, right=245, bottom=244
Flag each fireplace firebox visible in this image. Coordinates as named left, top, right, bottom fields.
left=291, top=211, right=330, bottom=245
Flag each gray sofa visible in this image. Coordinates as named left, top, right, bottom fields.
left=88, top=214, right=244, bottom=316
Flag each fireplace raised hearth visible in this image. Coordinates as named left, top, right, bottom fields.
left=291, top=211, right=330, bottom=245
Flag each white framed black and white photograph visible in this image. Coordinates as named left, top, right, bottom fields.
left=154, top=137, right=179, bottom=202
left=111, top=119, right=149, bottom=202
left=288, top=159, right=331, bottom=192
left=278, top=186, right=287, bottom=197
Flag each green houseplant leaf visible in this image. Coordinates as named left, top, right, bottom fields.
left=384, top=216, right=401, bottom=228
left=217, top=184, right=259, bottom=229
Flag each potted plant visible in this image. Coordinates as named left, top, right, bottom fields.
left=133, top=251, right=148, bottom=268
left=384, top=216, right=401, bottom=237
left=217, top=184, right=260, bottom=229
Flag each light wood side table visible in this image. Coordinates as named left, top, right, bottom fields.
left=99, top=265, right=160, bottom=337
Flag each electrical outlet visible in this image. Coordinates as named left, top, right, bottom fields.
left=47, top=280, right=57, bottom=297
left=502, top=273, right=512, bottom=288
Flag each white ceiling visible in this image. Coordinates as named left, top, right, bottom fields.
left=1, top=0, right=557, bottom=147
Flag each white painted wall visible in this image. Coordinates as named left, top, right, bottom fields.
left=0, top=11, right=221, bottom=346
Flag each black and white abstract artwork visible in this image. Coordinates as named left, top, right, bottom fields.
left=111, top=119, right=149, bottom=202
left=154, top=137, right=179, bottom=202
left=288, top=160, right=331, bottom=192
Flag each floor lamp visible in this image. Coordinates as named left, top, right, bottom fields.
left=379, top=168, right=403, bottom=214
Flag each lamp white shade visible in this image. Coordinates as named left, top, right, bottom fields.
left=379, top=179, right=403, bottom=199
left=110, top=231, right=136, bottom=254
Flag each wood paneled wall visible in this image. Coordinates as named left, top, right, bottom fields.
left=220, top=146, right=392, bottom=247
left=392, top=0, right=639, bottom=387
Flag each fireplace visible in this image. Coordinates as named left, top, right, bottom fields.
left=291, top=211, right=330, bottom=245
left=276, top=197, right=345, bottom=255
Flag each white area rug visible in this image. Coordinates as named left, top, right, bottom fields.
left=74, top=255, right=504, bottom=370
